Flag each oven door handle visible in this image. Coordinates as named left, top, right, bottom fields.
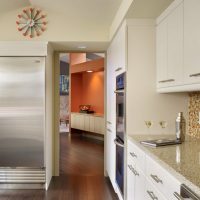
left=114, top=89, right=125, bottom=94
left=114, top=138, right=124, bottom=148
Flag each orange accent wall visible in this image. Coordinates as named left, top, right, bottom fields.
left=71, top=73, right=82, bottom=112
left=71, top=72, right=104, bottom=114
left=82, top=71, right=104, bottom=114
left=70, top=53, right=104, bottom=115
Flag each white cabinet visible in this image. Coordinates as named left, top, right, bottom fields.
left=157, top=0, right=200, bottom=92
left=127, top=140, right=181, bottom=200
left=127, top=163, right=145, bottom=200
left=71, top=113, right=104, bottom=134
left=111, top=22, right=126, bottom=75
left=106, top=18, right=127, bottom=198
left=157, top=0, right=183, bottom=89
left=184, top=0, right=200, bottom=84
left=94, top=117, right=104, bottom=134
left=145, top=179, right=167, bottom=200
left=105, top=126, right=116, bottom=189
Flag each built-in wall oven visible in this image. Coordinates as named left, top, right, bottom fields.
left=114, top=72, right=125, bottom=198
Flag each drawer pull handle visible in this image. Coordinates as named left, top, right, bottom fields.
left=147, top=190, right=158, bottom=200
left=150, top=174, right=163, bottom=184
left=107, top=121, right=112, bottom=124
left=128, top=164, right=134, bottom=175
left=158, top=79, right=175, bottom=83
left=128, top=165, right=139, bottom=176
left=130, top=152, right=137, bottom=158
left=107, top=129, right=112, bottom=132
left=115, top=67, right=122, bottom=72
left=134, top=169, right=139, bottom=176
left=189, top=73, right=200, bottom=77
left=173, top=192, right=184, bottom=200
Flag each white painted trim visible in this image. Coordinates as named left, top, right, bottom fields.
left=126, top=19, right=156, bottom=27
left=0, top=41, right=48, bottom=56
left=156, top=0, right=183, bottom=25
left=157, top=83, right=200, bottom=93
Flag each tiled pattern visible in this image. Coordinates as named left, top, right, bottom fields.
left=188, top=92, right=200, bottom=138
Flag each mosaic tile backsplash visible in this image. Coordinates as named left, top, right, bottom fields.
left=188, top=92, right=200, bottom=138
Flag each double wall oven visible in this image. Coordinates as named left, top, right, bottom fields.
left=114, top=72, right=125, bottom=198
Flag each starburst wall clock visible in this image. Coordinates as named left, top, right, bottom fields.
left=16, top=8, right=47, bottom=38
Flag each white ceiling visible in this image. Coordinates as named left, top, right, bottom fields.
left=0, top=0, right=30, bottom=14
left=29, top=0, right=122, bottom=27
left=126, top=0, right=174, bottom=18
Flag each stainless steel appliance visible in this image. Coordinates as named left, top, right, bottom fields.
left=114, top=72, right=125, bottom=197
left=0, top=57, right=45, bottom=189
left=177, top=184, right=200, bottom=200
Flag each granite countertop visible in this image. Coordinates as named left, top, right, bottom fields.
left=128, top=134, right=200, bottom=196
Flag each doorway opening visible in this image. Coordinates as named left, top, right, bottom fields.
left=57, top=52, right=116, bottom=199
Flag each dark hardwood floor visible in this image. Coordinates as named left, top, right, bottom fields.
left=0, top=133, right=117, bottom=200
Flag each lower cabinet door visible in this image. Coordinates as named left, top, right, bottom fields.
left=134, top=166, right=145, bottom=200
left=106, top=128, right=116, bottom=189
left=127, top=163, right=136, bottom=200
left=145, top=179, right=167, bottom=200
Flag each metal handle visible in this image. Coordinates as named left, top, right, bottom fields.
left=107, top=121, right=112, bottom=124
left=107, top=129, right=112, bottom=132
left=114, top=89, right=124, bottom=94
left=130, top=152, right=137, bottom=158
left=134, top=169, right=139, bottom=176
left=189, top=73, right=200, bottom=77
left=114, top=138, right=124, bottom=148
left=147, top=191, right=158, bottom=200
left=181, top=184, right=200, bottom=200
left=158, top=79, right=175, bottom=83
left=115, top=67, right=122, bottom=72
left=150, top=174, right=163, bottom=184
left=128, top=165, right=139, bottom=176
left=174, top=192, right=184, bottom=200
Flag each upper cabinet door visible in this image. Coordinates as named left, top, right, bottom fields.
left=157, top=1, right=183, bottom=89
left=167, top=2, right=183, bottom=86
left=184, top=0, right=200, bottom=84
left=156, top=18, right=168, bottom=88
left=112, top=22, right=127, bottom=75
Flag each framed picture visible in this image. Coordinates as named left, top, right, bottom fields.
left=60, top=75, right=69, bottom=95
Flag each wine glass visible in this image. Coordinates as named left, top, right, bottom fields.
left=144, top=121, right=153, bottom=134
left=159, top=121, right=167, bottom=134
left=145, top=121, right=153, bottom=128
left=159, top=121, right=167, bottom=129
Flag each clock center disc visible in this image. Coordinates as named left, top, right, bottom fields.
left=28, top=19, right=35, bottom=27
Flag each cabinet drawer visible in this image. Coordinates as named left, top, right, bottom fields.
left=127, top=140, right=145, bottom=171
left=146, top=155, right=181, bottom=200
left=145, top=178, right=167, bottom=200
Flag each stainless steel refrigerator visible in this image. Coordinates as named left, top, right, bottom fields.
left=0, top=57, right=45, bottom=189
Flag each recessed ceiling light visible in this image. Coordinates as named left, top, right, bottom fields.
left=87, top=70, right=93, bottom=73
left=78, top=46, right=87, bottom=49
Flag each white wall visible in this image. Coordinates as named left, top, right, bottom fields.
left=45, top=44, right=54, bottom=189
left=0, top=8, right=108, bottom=42
left=126, top=20, right=188, bottom=136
